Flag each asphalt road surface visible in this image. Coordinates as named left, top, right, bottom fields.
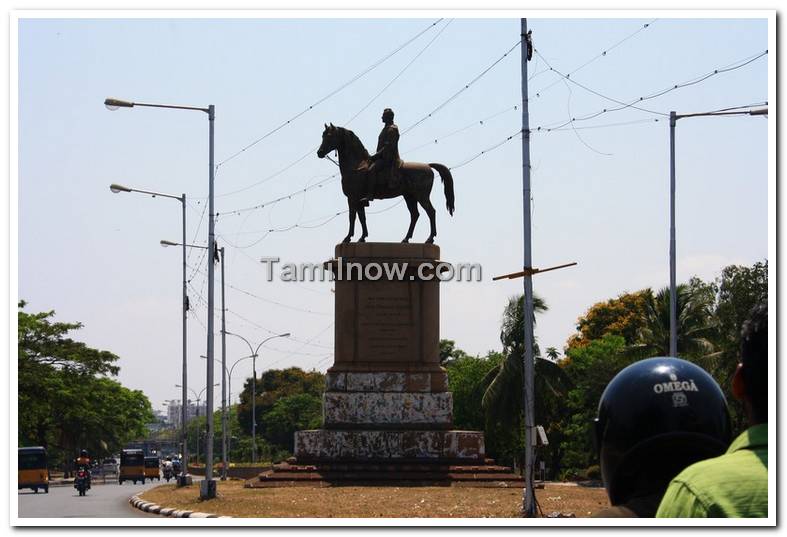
left=18, top=477, right=165, bottom=519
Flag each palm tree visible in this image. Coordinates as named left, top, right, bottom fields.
left=632, top=284, right=716, bottom=358
left=481, top=294, right=571, bottom=433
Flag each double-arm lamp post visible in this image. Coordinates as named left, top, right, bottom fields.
left=201, top=353, right=257, bottom=477
left=105, top=97, right=217, bottom=499
left=108, top=182, right=191, bottom=486
left=176, top=383, right=218, bottom=465
left=224, top=332, right=291, bottom=464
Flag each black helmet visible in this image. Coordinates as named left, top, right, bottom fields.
left=80, top=449, right=88, bottom=458
left=595, top=357, right=731, bottom=505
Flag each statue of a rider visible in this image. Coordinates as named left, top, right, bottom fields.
left=362, top=108, right=402, bottom=202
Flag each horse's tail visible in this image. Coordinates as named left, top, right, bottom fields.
left=429, top=163, right=455, bottom=216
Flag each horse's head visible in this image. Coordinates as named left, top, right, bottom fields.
left=317, top=123, right=340, bottom=159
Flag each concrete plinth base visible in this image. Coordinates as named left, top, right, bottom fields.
left=176, top=474, right=193, bottom=487
left=199, top=479, right=216, bottom=499
left=248, top=460, right=526, bottom=488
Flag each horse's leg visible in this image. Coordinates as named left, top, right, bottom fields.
left=402, top=194, right=419, bottom=243
left=418, top=196, right=437, bottom=244
left=357, top=204, right=368, bottom=243
left=343, top=200, right=356, bottom=243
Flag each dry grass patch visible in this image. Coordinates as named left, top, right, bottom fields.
left=139, top=480, right=609, bottom=518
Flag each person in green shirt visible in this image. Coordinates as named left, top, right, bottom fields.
left=657, top=301, right=768, bottom=518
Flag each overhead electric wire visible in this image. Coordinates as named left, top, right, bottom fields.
left=529, top=49, right=769, bottom=132
left=265, top=321, right=335, bottom=369
left=186, top=261, right=331, bottom=316
left=449, top=128, right=523, bottom=170
left=216, top=19, right=444, bottom=169
left=532, top=19, right=657, bottom=98
left=402, top=104, right=519, bottom=154
left=402, top=39, right=522, bottom=135
left=344, top=19, right=454, bottom=126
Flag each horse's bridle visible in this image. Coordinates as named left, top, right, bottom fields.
left=325, top=154, right=340, bottom=167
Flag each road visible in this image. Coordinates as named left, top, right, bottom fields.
left=18, top=477, right=165, bottom=518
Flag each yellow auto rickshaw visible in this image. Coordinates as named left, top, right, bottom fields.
left=18, top=446, right=49, bottom=493
left=119, top=448, right=145, bottom=484
left=144, top=456, right=160, bottom=481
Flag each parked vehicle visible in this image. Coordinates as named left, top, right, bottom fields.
left=101, top=457, right=118, bottom=475
left=119, top=449, right=145, bottom=485
left=74, top=468, right=90, bottom=496
left=18, top=447, right=49, bottom=494
left=144, top=456, right=160, bottom=481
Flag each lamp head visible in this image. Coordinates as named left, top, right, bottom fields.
left=160, top=240, right=179, bottom=247
left=109, top=183, right=132, bottom=194
left=104, top=97, right=134, bottom=110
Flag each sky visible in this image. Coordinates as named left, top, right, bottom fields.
left=16, top=14, right=771, bottom=414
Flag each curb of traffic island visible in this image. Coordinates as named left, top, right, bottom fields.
left=129, top=494, right=232, bottom=519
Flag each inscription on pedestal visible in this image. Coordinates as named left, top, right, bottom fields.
left=357, top=284, right=417, bottom=362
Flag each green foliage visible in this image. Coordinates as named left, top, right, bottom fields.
left=446, top=352, right=503, bottom=431
left=17, top=301, right=154, bottom=468
left=633, top=282, right=716, bottom=358
left=234, top=367, right=325, bottom=460
left=559, top=334, right=632, bottom=472
left=585, top=464, right=601, bottom=480
left=439, top=339, right=470, bottom=365
left=260, top=393, right=323, bottom=451
left=704, top=262, right=768, bottom=435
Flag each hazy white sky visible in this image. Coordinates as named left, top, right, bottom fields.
left=17, top=13, right=771, bottom=412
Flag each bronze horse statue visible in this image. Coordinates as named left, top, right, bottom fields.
left=316, top=123, right=455, bottom=244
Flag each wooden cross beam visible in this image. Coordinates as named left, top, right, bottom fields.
left=492, top=262, right=577, bottom=281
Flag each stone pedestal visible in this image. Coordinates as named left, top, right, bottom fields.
left=252, top=243, right=521, bottom=487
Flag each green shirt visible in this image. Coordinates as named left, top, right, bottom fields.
left=656, top=424, right=768, bottom=518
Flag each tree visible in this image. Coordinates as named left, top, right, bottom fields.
left=633, top=283, right=716, bottom=358
left=566, top=290, right=650, bottom=351
left=445, top=351, right=503, bottom=431
left=480, top=294, right=571, bottom=470
left=235, top=367, right=325, bottom=457
left=18, top=301, right=153, bottom=469
left=705, top=262, right=768, bottom=434
left=560, top=334, right=633, bottom=474
left=439, top=339, right=469, bottom=366
left=260, top=393, right=323, bottom=452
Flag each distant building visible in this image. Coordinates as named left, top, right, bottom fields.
left=166, top=400, right=207, bottom=428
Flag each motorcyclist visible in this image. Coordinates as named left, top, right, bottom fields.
left=171, top=456, right=182, bottom=475
left=74, top=449, right=92, bottom=489
left=162, top=456, right=174, bottom=480
left=592, top=357, right=731, bottom=517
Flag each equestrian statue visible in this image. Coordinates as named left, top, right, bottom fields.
left=316, top=108, right=455, bottom=244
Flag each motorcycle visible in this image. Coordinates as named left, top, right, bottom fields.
left=162, top=464, right=173, bottom=482
left=74, top=468, right=90, bottom=497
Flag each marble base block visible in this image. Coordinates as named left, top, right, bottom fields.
left=323, top=392, right=452, bottom=429
left=294, top=429, right=485, bottom=462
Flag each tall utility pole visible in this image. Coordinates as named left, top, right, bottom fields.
left=203, top=104, right=217, bottom=499
left=520, top=18, right=536, bottom=518
left=219, top=246, right=228, bottom=480
left=669, top=111, right=678, bottom=358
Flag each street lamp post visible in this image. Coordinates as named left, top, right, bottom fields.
left=165, top=240, right=228, bottom=479
left=225, top=332, right=291, bottom=464
left=106, top=96, right=216, bottom=498
left=201, top=353, right=255, bottom=470
left=176, top=383, right=218, bottom=467
left=667, top=106, right=767, bottom=357
left=109, top=182, right=190, bottom=486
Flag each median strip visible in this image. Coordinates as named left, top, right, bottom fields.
left=130, top=495, right=228, bottom=518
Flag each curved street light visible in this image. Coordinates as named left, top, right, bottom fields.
left=224, top=332, right=291, bottom=464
